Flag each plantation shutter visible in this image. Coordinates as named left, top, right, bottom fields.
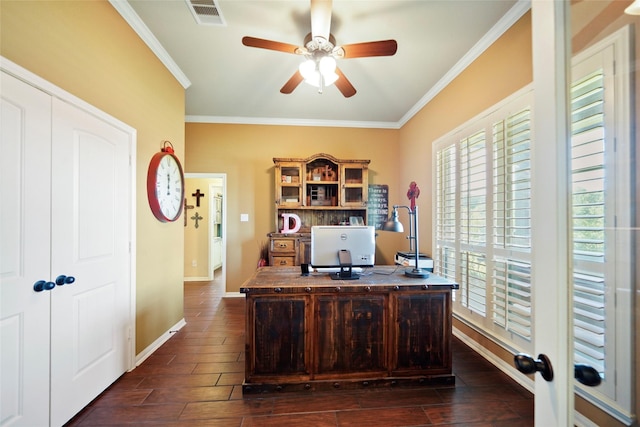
left=459, top=131, right=487, bottom=314
left=570, top=69, right=606, bottom=375
left=435, top=144, right=457, bottom=281
left=491, top=107, right=533, bottom=340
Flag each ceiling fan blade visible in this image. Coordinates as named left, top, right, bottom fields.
left=280, top=71, right=304, bottom=94
left=338, top=40, right=398, bottom=58
left=310, top=0, right=332, bottom=41
left=334, top=67, right=356, bottom=98
left=242, top=36, right=302, bottom=54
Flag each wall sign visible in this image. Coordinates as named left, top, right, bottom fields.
left=367, top=184, right=389, bottom=230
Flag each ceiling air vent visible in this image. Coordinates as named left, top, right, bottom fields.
left=185, top=0, right=226, bottom=26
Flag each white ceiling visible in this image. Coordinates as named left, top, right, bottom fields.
left=117, top=0, right=528, bottom=128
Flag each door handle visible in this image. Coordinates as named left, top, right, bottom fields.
left=33, top=280, right=55, bottom=292
left=575, top=363, right=601, bottom=386
left=514, top=353, right=601, bottom=386
left=514, top=353, right=554, bottom=381
left=55, top=275, right=76, bottom=286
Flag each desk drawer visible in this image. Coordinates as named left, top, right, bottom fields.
left=271, top=256, right=296, bottom=267
left=271, top=238, right=296, bottom=252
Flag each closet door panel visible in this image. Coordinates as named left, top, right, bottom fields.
left=49, top=99, right=131, bottom=427
left=0, top=72, right=52, bottom=427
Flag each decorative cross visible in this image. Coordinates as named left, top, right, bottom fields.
left=192, top=189, right=205, bottom=207
left=406, top=181, right=420, bottom=211
left=183, top=198, right=194, bottom=227
left=191, top=212, right=203, bottom=229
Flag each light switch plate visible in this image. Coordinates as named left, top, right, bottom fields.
left=240, top=213, right=249, bottom=222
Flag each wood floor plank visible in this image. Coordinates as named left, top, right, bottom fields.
left=144, top=386, right=233, bottom=403
left=242, top=412, right=338, bottom=426
left=336, top=405, right=431, bottom=426
left=423, top=400, right=521, bottom=425
left=179, top=399, right=274, bottom=420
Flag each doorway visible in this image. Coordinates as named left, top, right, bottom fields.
left=184, top=173, right=227, bottom=289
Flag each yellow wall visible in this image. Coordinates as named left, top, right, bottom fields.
left=1, top=0, right=186, bottom=354
left=185, top=124, right=405, bottom=291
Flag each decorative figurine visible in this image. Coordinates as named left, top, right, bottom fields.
left=407, top=181, right=420, bottom=210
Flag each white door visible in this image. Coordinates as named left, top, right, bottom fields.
left=531, top=1, right=573, bottom=425
left=49, top=98, right=132, bottom=426
left=0, top=71, right=53, bottom=427
left=0, top=71, right=133, bottom=427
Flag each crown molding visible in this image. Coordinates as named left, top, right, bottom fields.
left=109, top=0, right=191, bottom=89
left=185, top=115, right=401, bottom=129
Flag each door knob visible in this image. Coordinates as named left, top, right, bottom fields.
left=55, top=275, right=76, bottom=286
left=575, top=363, right=601, bottom=387
left=514, top=353, right=554, bottom=381
left=33, top=280, right=55, bottom=292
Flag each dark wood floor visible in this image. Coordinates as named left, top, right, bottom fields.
left=66, top=274, right=533, bottom=426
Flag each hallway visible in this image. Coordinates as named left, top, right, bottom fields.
left=66, top=276, right=533, bottom=426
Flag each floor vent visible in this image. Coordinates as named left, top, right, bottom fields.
left=185, top=0, right=225, bottom=26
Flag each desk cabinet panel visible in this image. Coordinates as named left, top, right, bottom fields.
left=315, top=295, right=387, bottom=375
left=392, top=293, right=451, bottom=375
left=249, top=297, right=309, bottom=379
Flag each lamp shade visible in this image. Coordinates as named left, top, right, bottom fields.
left=382, top=209, right=404, bottom=232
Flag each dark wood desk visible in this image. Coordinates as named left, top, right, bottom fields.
left=240, top=266, right=459, bottom=394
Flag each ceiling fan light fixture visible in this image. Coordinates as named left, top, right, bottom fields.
left=319, top=56, right=336, bottom=75
left=299, top=59, right=316, bottom=81
left=299, top=56, right=338, bottom=89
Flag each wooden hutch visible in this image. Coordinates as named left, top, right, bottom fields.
left=269, top=153, right=370, bottom=267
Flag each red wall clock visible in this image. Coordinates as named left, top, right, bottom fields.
left=147, top=141, right=185, bottom=222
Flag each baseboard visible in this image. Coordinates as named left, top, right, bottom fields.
left=453, top=326, right=534, bottom=393
left=224, top=291, right=244, bottom=298
left=184, top=276, right=210, bottom=282
left=134, top=318, right=186, bottom=367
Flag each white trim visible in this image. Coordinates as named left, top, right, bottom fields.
left=134, top=318, right=186, bottom=367
left=109, top=0, right=191, bottom=89
left=184, top=276, right=211, bottom=282
left=453, top=327, right=534, bottom=393
left=398, top=0, right=531, bottom=127
left=128, top=119, right=138, bottom=373
left=224, top=292, right=244, bottom=298
left=1, top=56, right=139, bottom=373
left=185, top=115, right=400, bottom=129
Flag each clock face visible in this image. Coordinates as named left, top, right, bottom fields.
left=147, top=152, right=185, bottom=222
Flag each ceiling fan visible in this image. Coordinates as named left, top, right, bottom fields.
left=242, top=0, right=397, bottom=98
